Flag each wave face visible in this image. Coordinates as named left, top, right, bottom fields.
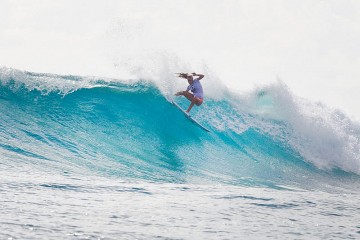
left=1, top=67, right=359, bottom=189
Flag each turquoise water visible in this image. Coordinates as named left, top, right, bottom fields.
left=1, top=68, right=360, bottom=239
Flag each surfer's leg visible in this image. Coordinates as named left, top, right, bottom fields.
left=175, top=91, right=194, bottom=101
left=175, top=91, right=200, bottom=112
left=186, top=97, right=203, bottom=112
left=186, top=100, right=195, bottom=113
left=194, top=97, right=203, bottom=106
left=181, top=91, right=195, bottom=102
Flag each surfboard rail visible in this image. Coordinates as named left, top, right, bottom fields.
left=171, top=98, right=210, bottom=132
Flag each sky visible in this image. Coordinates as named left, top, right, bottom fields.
left=1, top=0, right=360, bottom=120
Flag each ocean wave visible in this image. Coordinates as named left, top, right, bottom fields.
left=0, top=67, right=359, bottom=189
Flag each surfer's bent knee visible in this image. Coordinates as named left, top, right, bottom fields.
left=195, top=97, right=203, bottom=106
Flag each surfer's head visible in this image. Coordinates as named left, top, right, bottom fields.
left=186, top=74, right=193, bottom=83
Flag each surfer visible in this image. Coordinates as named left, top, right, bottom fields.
left=175, top=72, right=205, bottom=113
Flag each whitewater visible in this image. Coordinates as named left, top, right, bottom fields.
left=0, top=66, right=360, bottom=239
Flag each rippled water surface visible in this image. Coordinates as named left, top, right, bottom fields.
left=1, top=168, right=359, bottom=240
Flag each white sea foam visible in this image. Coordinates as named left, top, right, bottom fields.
left=0, top=67, right=98, bottom=95
left=229, top=82, right=360, bottom=174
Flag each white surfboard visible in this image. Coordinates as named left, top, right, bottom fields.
left=171, top=99, right=210, bottom=132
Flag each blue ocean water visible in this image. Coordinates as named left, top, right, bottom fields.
left=1, top=67, right=360, bottom=239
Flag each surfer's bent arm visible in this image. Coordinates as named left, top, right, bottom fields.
left=192, top=73, right=204, bottom=80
